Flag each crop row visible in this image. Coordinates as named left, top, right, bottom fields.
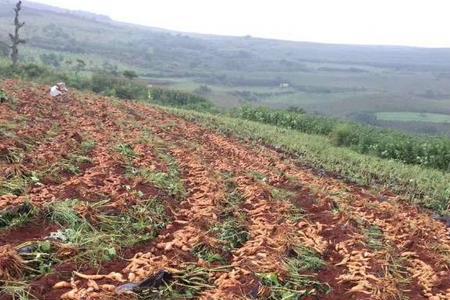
left=170, top=107, right=450, bottom=214
left=235, top=106, right=450, bottom=172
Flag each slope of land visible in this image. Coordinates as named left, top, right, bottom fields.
left=1, top=0, right=450, bottom=136
left=1, top=81, right=450, bottom=299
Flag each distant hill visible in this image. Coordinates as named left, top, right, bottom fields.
left=1, top=0, right=450, bottom=73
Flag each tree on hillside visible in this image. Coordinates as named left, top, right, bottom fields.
left=40, top=53, right=61, bottom=68
left=9, top=1, right=26, bottom=67
left=123, top=70, right=138, bottom=80
left=102, top=62, right=119, bottom=75
left=75, top=59, right=86, bottom=75
left=0, top=41, right=9, bottom=57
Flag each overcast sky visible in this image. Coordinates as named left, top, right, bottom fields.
left=31, top=0, right=450, bottom=48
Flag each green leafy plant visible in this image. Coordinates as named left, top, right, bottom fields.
left=16, top=241, right=59, bottom=279
left=364, top=225, right=384, bottom=250
left=116, top=143, right=137, bottom=159
left=0, top=202, right=36, bottom=229
left=192, top=244, right=226, bottom=264
left=212, top=218, right=249, bottom=252
left=46, top=198, right=169, bottom=265
left=1, top=281, right=37, bottom=300
left=288, top=247, right=326, bottom=272
left=236, top=106, right=450, bottom=172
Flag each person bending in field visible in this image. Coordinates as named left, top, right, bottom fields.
left=50, top=82, right=68, bottom=98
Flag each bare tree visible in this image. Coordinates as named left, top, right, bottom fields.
left=9, top=1, right=25, bottom=67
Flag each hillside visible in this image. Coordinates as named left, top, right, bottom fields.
left=1, top=1, right=450, bottom=136
left=1, top=81, right=450, bottom=299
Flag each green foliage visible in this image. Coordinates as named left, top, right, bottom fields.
left=131, top=155, right=186, bottom=200
left=257, top=246, right=329, bottom=298
left=138, top=265, right=220, bottom=299
left=212, top=218, right=249, bottom=252
left=0, top=203, right=36, bottom=229
left=376, top=112, right=450, bottom=124
left=90, top=72, right=117, bottom=93
left=149, top=88, right=216, bottom=112
left=47, top=198, right=169, bottom=265
left=40, top=53, right=63, bottom=68
left=20, top=64, right=48, bottom=79
left=123, top=70, right=138, bottom=80
left=288, top=247, right=326, bottom=272
left=0, top=62, right=147, bottom=100
left=192, top=244, right=226, bottom=264
left=237, top=106, right=450, bottom=172
left=90, top=72, right=147, bottom=99
left=1, top=281, right=37, bottom=300
left=286, top=106, right=306, bottom=114
left=0, top=175, right=32, bottom=196
left=364, top=226, right=384, bottom=250
left=0, top=88, right=9, bottom=102
left=193, top=85, right=211, bottom=96
left=0, top=63, right=51, bottom=80
left=48, top=199, right=83, bottom=227
left=16, top=241, right=59, bottom=279
left=75, top=59, right=86, bottom=74
left=237, top=106, right=336, bottom=135
left=0, top=41, right=9, bottom=57
left=328, top=124, right=355, bottom=146
left=80, top=140, right=96, bottom=154
left=116, top=143, right=137, bottom=159
left=123, top=134, right=186, bottom=200
left=258, top=271, right=329, bottom=299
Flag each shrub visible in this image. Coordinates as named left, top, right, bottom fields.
left=149, top=88, right=216, bottom=112
left=90, top=72, right=146, bottom=99
left=329, top=124, right=355, bottom=146
left=20, top=64, right=49, bottom=79
left=123, top=70, right=138, bottom=80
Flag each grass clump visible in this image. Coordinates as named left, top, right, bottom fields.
left=192, top=244, right=226, bottom=264
left=116, top=143, right=137, bottom=160
left=123, top=132, right=186, bottom=200
left=1, top=281, right=37, bottom=300
left=140, top=169, right=185, bottom=200
left=46, top=198, right=169, bottom=265
left=287, top=246, right=326, bottom=272
left=0, top=202, right=37, bottom=230
left=129, top=153, right=185, bottom=200
left=138, top=265, right=228, bottom=299
left=364, top=225, right=384, bottom=250
left=213, top=176, right=250, bottom=251
left=258, top=271, right=329, bottom=300
left=212, top=218, right=249, bottom=252
left=16, top=240, right=59, bottom=279
left=0, top=175, right=30, bottom=196
left=257, top=247, right=328, bottom=299
left=80, top=140, right=96, bottom=154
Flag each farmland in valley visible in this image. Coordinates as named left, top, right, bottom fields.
left=376, top=112, right=450, bottom=124
left=1, top=81, right=450, bottom=299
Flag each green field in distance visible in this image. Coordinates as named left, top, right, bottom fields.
left=376, top=112, right=450, bottom=124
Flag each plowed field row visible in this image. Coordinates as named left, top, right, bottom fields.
left=1, top=81, right=449, bottom=300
